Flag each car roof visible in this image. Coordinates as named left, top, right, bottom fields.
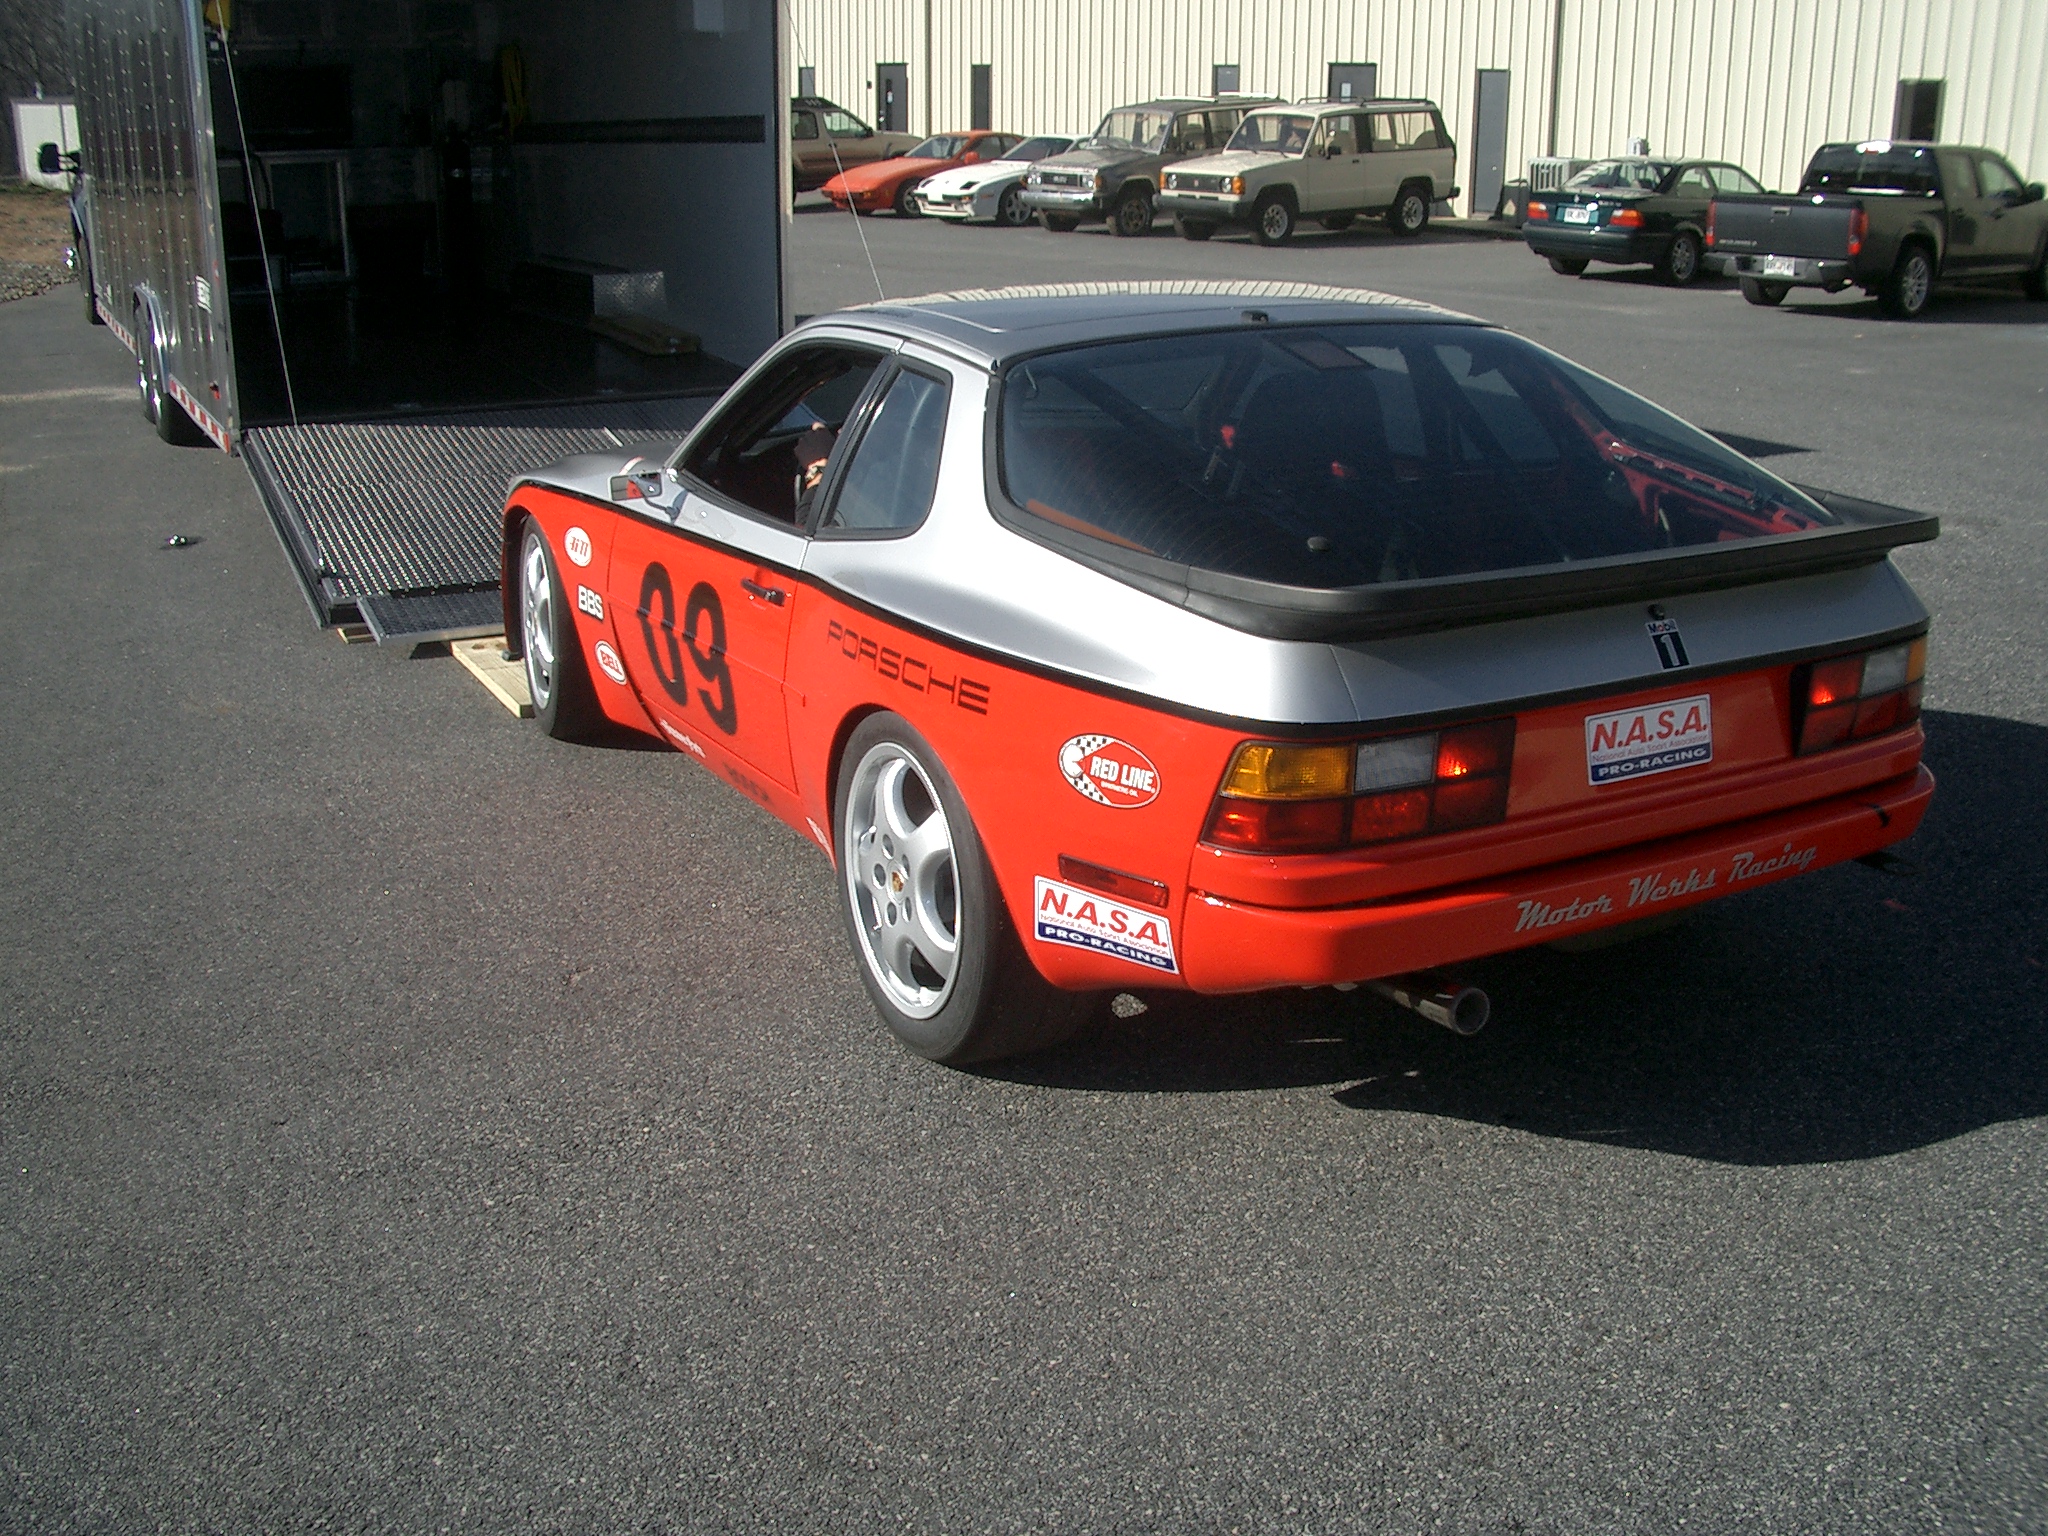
left=828, top=281, right=1479, bottom=367
left=1108, top=97, right=1277, bottom=113
left=1276, top=98, right=1439, bottom=112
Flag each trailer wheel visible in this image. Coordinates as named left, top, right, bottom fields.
left=518, top=519, right=603, bottom=741
left=1878, top=244, right=1934, bottom=319
left=145, top=325, right=209, bottom=446
left=834, top=712, right=1092, bottom=1065
left=1739, top=277, right=1788, bottom=307
left=134, top=304, right=160, bottom=426
left=76, top=228, right=102, bottom=325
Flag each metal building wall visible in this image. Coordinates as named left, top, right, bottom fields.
left=786, top=0, right=2048, bottom=213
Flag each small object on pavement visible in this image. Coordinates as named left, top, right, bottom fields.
left=161, top=533, right=197, bottom=548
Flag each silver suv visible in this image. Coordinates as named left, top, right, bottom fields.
left=1020, top=97, right=1278, bottom=236
left=1158, top=99, right=1458, bottom=244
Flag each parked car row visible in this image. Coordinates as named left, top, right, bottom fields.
left=1517, top=138, right=2048, bottom=317
left=795, top=94, right=1460, bottom=245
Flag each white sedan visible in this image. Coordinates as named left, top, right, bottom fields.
left=914, top=136, right=1078, bottom=225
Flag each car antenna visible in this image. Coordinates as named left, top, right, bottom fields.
left=788, top=19, right=887, bottom=302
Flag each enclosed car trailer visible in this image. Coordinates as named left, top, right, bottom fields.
left=62, top=0, right=788, bottom=642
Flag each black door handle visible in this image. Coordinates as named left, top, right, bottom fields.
left=740, top=577, right=786, bottom=605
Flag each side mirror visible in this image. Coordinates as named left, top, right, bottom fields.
left=961, top=150, right=980, bottom=163
left=37, top=141, right=62, bottom=175
left=2025, top=182, right=2046, bottom=205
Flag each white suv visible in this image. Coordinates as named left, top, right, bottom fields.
left=1158, top=100, right=1457, bottom=245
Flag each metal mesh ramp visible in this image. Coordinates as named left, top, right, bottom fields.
left=243, top=398, right=712, bottom=643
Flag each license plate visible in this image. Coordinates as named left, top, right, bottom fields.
left=1763, top=255, right=1798, bottom=277
left=1585, top=695, right=1713, bottom=786
left=1560, top=205, right=1594, bottom=224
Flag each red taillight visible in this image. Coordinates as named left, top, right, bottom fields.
left=1847, top=205, right=1868, bottom=256
left=1609, top=207, right=1644, bottom=228
left=1705, top=201, right=1716, bottom=248
left=1205, top=720, right=1516, bottom=854
left=1795, top=638, right=1926, bottom=754
left=1525, top=199, right=1549, bottom=220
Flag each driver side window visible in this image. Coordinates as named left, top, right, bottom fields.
left=680, top=345, right=890, bottom=525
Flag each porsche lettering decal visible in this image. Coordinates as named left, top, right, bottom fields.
left=825, top=619, right=990, bottom=715
left=637, top=562, right=738, bottom=735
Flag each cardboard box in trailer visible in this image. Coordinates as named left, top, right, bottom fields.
left=58, top=0, right=790, bottom=643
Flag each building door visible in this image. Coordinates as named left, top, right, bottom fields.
left=970, top=64, right=992, bottom=130
left=877, top=63, right=908, bottom=133
left=1893, top=79, right=1943, bottom=141
left=1326, top=62, right=1377, bottom=104
left=1471, top=69, right=1511, bottom=216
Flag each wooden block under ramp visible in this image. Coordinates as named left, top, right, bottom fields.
left=451, top=634, right=534, bottom=718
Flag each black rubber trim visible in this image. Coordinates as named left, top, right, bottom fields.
left=518, top=115, right=766, bottom=145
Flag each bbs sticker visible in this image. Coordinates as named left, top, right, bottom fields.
left=564, top=526, right=593, bottom=567
left=592, top=640, right=627, bottom=684
left=1059, top=734, right=1160, bottom=808
left=577, top=585, right=604, bottom=620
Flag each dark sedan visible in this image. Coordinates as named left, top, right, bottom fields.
left=1523, top=158, right=1769, bottom=284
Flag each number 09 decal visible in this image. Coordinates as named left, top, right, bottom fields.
left=637, top=562, right=739, bottom=735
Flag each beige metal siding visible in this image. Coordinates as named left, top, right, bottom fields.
left=788, top=0, right=2048, bottom=212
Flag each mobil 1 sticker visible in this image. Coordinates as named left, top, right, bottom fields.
left=1032, top=877, right=1177, bottom=973
left=1585, top=694, right=1712, bottom=785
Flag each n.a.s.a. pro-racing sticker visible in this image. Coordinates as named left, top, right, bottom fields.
left=1584, top=694, right=1712, bottom=785
left=1033, top=877, right=1177, bottom=972
left=564, top=526, right=593, bottom=567
left=1058, top=734, right=1161, bottom=808
left=592, top=640, right=627, bottom=684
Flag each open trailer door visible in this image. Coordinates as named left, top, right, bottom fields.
left=67, top=0, right=789, bottom=643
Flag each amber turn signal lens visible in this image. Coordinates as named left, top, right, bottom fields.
left=1221, top=742, right=1355, bottom=800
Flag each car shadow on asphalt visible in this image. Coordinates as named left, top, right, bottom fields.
left=1775, top=287, right=2048, bottom=325
left=986, top=709, right=2046, bottom=1167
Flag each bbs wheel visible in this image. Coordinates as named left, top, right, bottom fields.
left=1388, top=183, right=1430, bottom=236
left=1660, top=230, right=1703, bottom=285
left=1739, top=277, right=1788, bottom=306
left=1879, top=244, right=1934, bottom=319
left=1109, top=186, right=1153, bottom=237
left=995, top=185, right=1030, bottom=227
left=835, top=713, right=1089, bottom=1064
left=518, top=518, right=603, bottom=740
left=1548, top=255, right=1590, bottom=276
left=1251, top=190, right=1296, bottom=247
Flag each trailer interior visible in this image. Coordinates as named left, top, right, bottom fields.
left=203, top=0, right=782, bottom=640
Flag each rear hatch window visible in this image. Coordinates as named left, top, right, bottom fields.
left=998, top=322, right=1836, bottom=597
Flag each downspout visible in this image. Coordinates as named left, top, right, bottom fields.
left=1545, top=0, right=1566, bottom=157
left=923, top=0, right=933, bottom=136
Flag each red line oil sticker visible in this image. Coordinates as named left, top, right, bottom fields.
left=1585, top=694, right=1712, bottom=785
left=1033, top=877, right=1177, bottom=972
left=1058, top=734, right=1161, bottom=808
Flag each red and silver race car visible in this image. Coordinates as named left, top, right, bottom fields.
left=498, top=281, right=1937, bottom=1063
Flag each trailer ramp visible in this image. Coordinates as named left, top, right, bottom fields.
left=243, top=398, right=714, bottom=644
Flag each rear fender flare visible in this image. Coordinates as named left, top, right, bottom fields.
left=820, top=702, right=892, bottom=865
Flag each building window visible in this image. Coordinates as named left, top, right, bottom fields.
left=970, top=64, right=991, bottom=130
left=1892, top=79, right=1943, bottom=142
left=797, top=66, right=816, bottom=98
left=1212, top=64, right=1240, bottom=96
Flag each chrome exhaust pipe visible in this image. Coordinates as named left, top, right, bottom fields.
left=1366, top=972, right=1490, bottom=1036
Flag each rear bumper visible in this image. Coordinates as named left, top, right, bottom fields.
left=1727, top=253, right=1856, bottom=288
left=1524, top=226, right=1660, bottom=263
left=1176, top=766, right=1933, bottom=992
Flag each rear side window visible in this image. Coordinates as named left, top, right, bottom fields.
left=1976, top=155, right=2022, bottom=197
left=792, top=111, right=819, bottom=141
left=1712, top=165, right=1765, bottom=195
left=821, top=367, right=950, bottom=534
left=1802, top=144, right=1938, bottom=195
left=998, top=323, right=1834, bottom=591
left=1672, top=167, right=1714, bottom=197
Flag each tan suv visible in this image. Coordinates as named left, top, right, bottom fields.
left=1159, top=99, right=1458, bottom=244
left=791, top=97, right=923, bottom=194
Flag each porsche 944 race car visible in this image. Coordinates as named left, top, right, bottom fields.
left=498, top=281, right=1937, bottom=1064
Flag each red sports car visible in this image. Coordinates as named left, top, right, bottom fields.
left=499, top=282, right=1937, bottom=1065
left=821, top=130, right=1024, bottom=216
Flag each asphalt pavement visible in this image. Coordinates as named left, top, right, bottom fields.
left=2, top=213, right=2044, bottom=1534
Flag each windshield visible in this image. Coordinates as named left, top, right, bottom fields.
left=907, top=136, right=964, bottom=159
left=1802, top=143, right=1939, bottom=195
left=1091, top=109, right=1174, bottom=152
left=1227, top=114, right=1316, bottom=155
left=1006, top=136, right=1072, bottom=162
left=999, top=324, right=1835, bottom=591
left=1565, top=159, right=1673, bottom=191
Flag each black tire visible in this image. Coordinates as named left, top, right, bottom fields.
left=147, top=328, right=209, bottom=448
left=1659, top=230, right=1703, bottom=286
left=1250, top=189, right=1297, bottom=247
left=1174, top=215, right=1215, bottom=241
left=995, top=184, right=1031, bottom=227
left=1320, top=213, right=1355, bottom=231
left=2025, top=242, right=2048, bottom=300
left=77, top=229, right=102, bottom=325
left=1108, top=186, right=1153, bottom=237
left=1878, top=244, right=1935, bottom=319
left=1387, top=182, right=1430, bottom=236
left=516, top=518, right=604, bottom=741
left=1039, top=212, right=1079, bottom=233
left=1548, top=255, right=1590, bottom=276
left=894, top=179, right=921, bottom=217
left=834, top=712, right=1091, bottom=1064
left=1739, top=276, right=1789, bottom=306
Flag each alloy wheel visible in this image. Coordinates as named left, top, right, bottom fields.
left=520, top=531, right=559, bottom=713
left=842, top=742, right=959, bottom=1019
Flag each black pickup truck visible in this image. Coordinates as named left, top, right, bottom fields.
left=1707, top=140, right=2048, bottom=318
